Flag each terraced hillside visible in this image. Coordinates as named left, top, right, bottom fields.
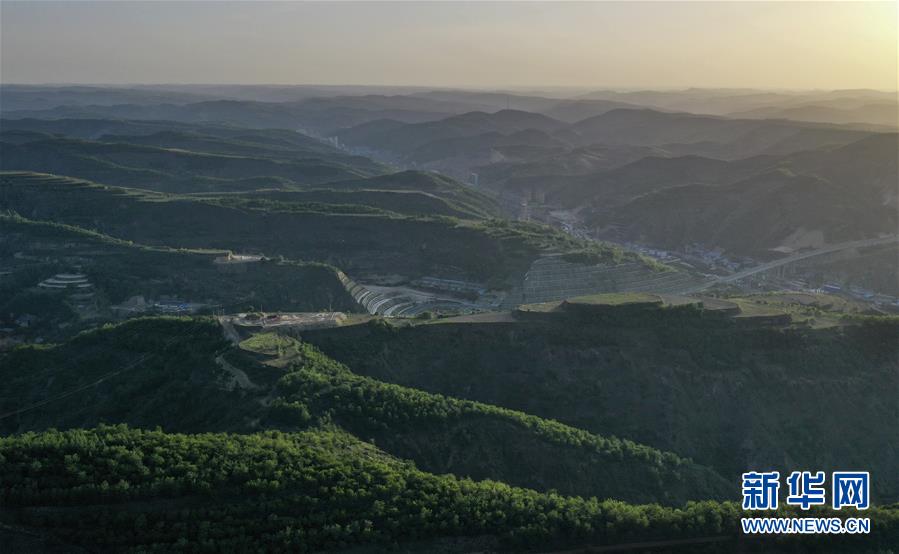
left=0, top=172, right=648, bottom=287
left=502, top=255, right=701, bottom=308
left=321, top=170, right=499, bottom=218
left=0, top=130, right=386, bottom=193
left=1, top=117, right=359, bottom=155
left=339, top=272, right=481, bottom=316
left=226, top=187, right=485, bottom=219
left=1, top=119, right=502, bottom=218
left=0, top=213, right=360, bottom=341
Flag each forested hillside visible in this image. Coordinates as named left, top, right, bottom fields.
left=0, top=317, right=729, bottom=506
left=302, top=306, right=899, bottom=502
left=0, top=214, right=358, bottom=341
left=1, top=317, right=895, bottom=553
left=0, top=171, right=643, bottom=285
left=4, top=426, right=897, bottom=553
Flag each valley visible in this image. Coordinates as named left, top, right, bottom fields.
left=1, top=81, right=896, bottom=553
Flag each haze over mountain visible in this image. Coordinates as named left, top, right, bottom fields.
left=1, top=1, right=897, bottom=552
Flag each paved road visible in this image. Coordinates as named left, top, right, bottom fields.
left=689, top=235, right=899, bottom=292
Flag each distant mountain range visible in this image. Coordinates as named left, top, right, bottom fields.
left=0, top=123, right=385, bottom=192
left=2, top=85, right=895, bottom=263
left=509, top=133, right=897, bottom=257
left=728, top=102, right=898, bottom=128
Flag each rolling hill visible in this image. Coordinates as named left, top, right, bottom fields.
left=0, top=316, right=730, bottom=506
left=336, top=110, right=566, bottom=157
left=0, top=213, right=360, bottom=341
left=581, top=133, right=899, bottom=256
left=1, top=314, right=894, bottom=552
left=567, top=108, right=875, bottom=159
left=0, top=127, right=385, bottom=193
left=0, top=95, right=469, bottom=136
left=729, top=102, right=898, bottom=128
left=0, top=172, right=638, bottom=286
left=4, top=74, right=898, bottom=554
left=301, top=303, right=899, bottom=502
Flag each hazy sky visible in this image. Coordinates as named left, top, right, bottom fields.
left=1, top=1, right=896, bottom=90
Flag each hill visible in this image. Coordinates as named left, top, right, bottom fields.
left=592, top=133, right=898, bottom=257
left=319, top=170, right=499, bottom=218
left=578, top=88, right=897, bottom=118
left=1, top=316, right=729, bottom=506
left=476, top=143, right=675, bottom=189
left=301, top=305, right=899, bottom=502
left=5, top=425, right=896, bottom=553
left=729, top=102, right=898, bottom=128
left=259, top=333, right=730, bottom=505
left=0, top=119, right=497, bottom=217
left=0, top=172, right=639, bottom=286
left=0, top=84, right=216, bottom=111
left=0, top=129, right=384, bottom=193
left=0, top=213, right=359, bottom=341
left=0, top=316, right=896, bottom=552
left=606, top=170, right=895, bottom=257
left=336, top=110, right=566, bottom=158
left=495, top=133, right=898, bottom=258
left=1, top=117, right=370, bottom=160
left=0, top=95, right=467, bottom=136
left=0, top=426, right=751, bottom=552
left=568, top=109, right=875, bottom=159
left=0, top=317, right=266, bottom=434
left=538, top=98, right=652, bottom=123
left=408, top=128, right=565, bottom=165
left=504, top=154, right=764, bottom=208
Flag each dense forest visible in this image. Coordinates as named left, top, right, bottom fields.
left=2, top=426, right=896, bottom=553
left=1, top=317, right=896, bottom=552
left=301, top=309, right=899, bottom=502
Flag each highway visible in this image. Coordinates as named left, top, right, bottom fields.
left=689, top=235, right=899, bottom=292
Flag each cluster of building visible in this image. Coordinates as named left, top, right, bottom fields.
left=620, top=242, right=683, bottom=264
left=680, top=244, right=756, bottom=273
left=819, top=282, right=899, bottom=308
